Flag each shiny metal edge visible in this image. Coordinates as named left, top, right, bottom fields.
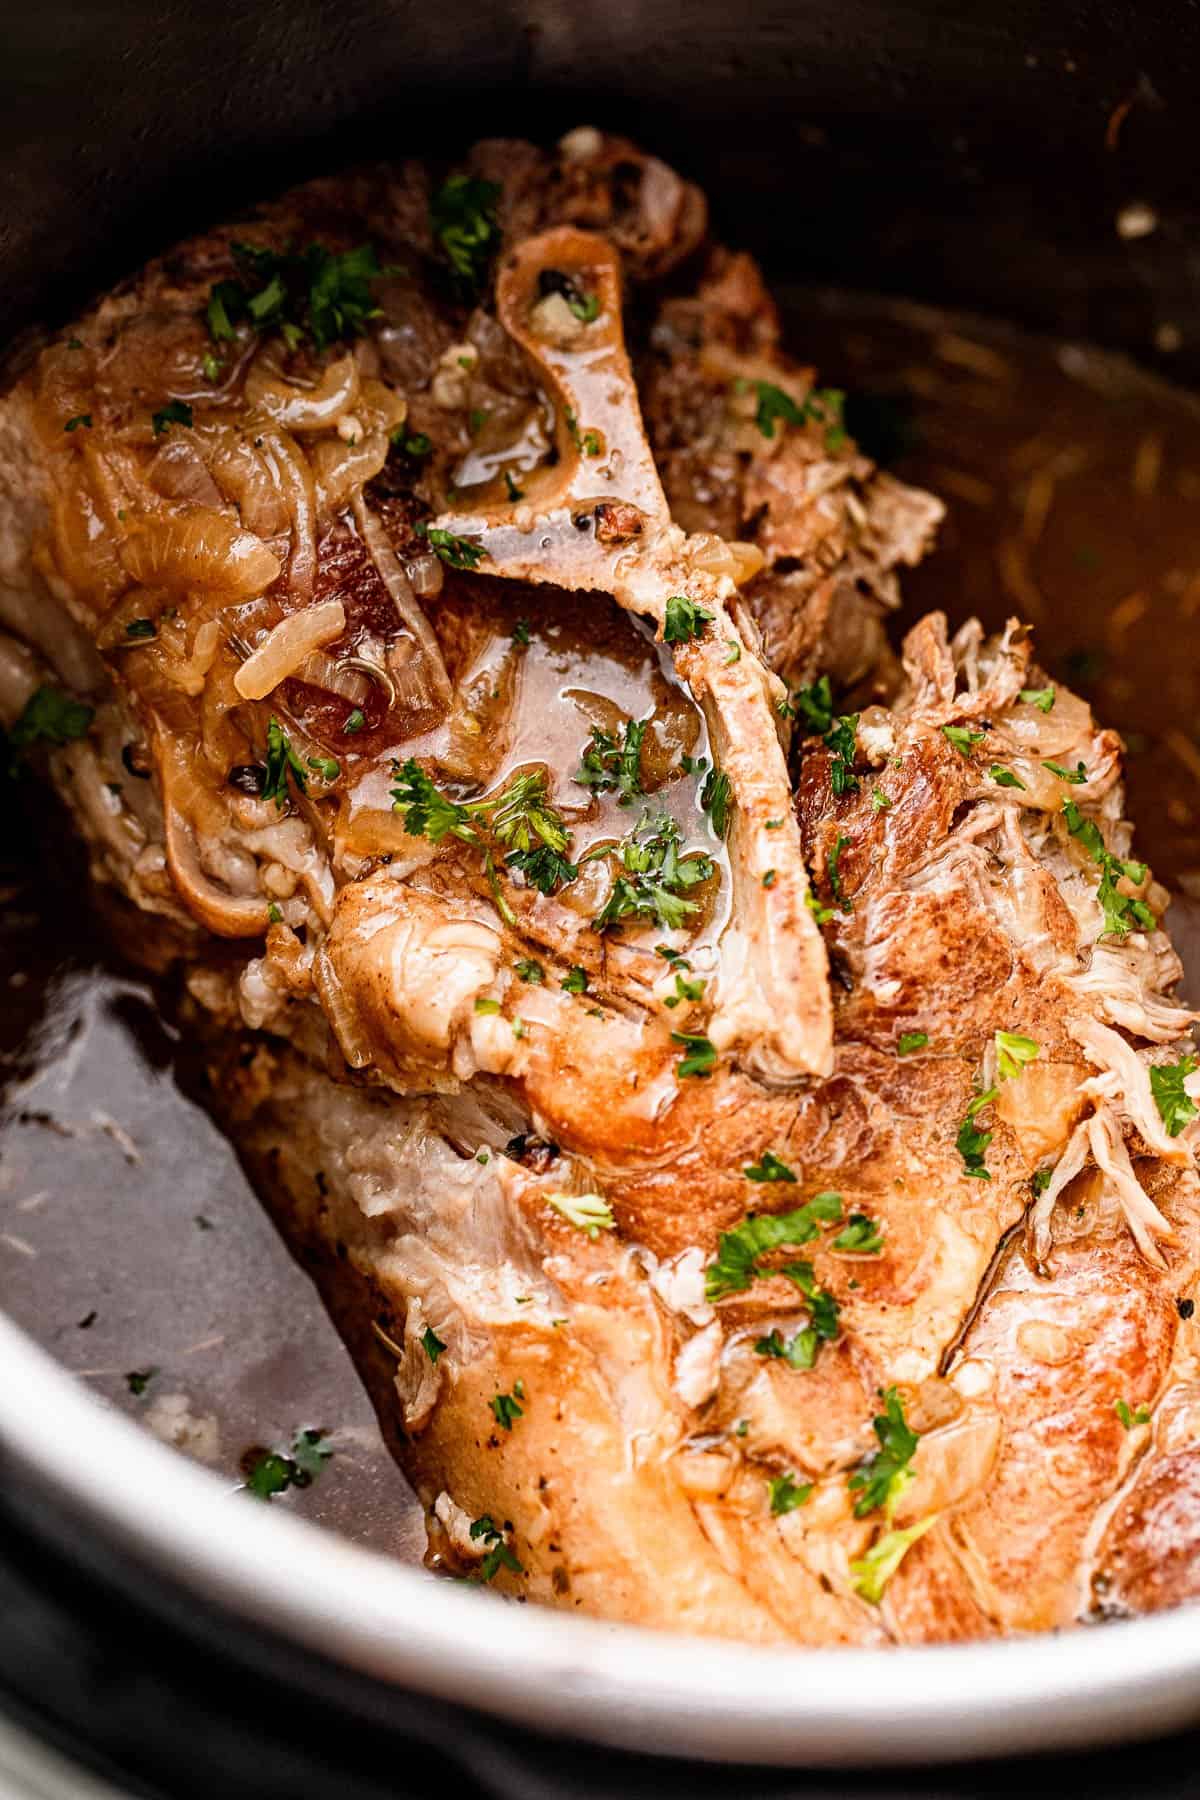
left=1, top=1311, right=1197, bottom=1768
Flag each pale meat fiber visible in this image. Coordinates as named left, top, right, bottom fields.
left=4, top=127, right=1200, bottom=1643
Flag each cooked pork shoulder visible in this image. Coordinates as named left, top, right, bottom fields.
left=1, top=129, right=1197, bottom=1642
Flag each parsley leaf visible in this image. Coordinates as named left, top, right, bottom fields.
left=700, top=765, right=732, bottom=837
left=850, top=1516, right=937, bottom=1603
left=897, top=1031, right=928, bottom=1056
left=561, top=966, right=589, bottom=994
left=63, top=413, right=92, bottom=432
left=1043, top=759, right=1087, bottom=784
left=755, top=1327, right=818, bottom=1370
left=261, top=718, right=309, bottom=808
left=672, top=1031, right=717, bottom=1079
left=152, top=399, right=193, bottom=434
left=421, top=1326, right=447, bottom=1364
left=1063, top=799, right=1156, bottom=940
left=1115, top=1398, right=1152, bottom=1430
left=995, top=1030, right=1039, bottom=1080
left=469, top=1515, right=525, bottom=1581
left=416, top=523, right=486, bottom=570
left=749, top=381, right=847, bottom=450
left=7, top=685, right=93, bottom=764
left=1019, top=686, right=1056, bottom=713
left=575, top=719, right=645, bottom=804
left=594, top=814, right=712, bottom=934
left=848, top=1387, right=919, bottom=1518
left=942, top=724, right=986, bottom=757
left=245, top=1429, right=331, bottom=1500
left=390, top=758, right=478, bottom=843
left=663, top=972, right=705, bottom=1008
left=208, top=242, right=383, bottom=351
left=431, top=175, right=501, bottom=294
left=663, top=595, right=714, bottom=644
left=828, top=833, right=851, bottom=912
left=832, top=1213, right=884, bottom=1254
left=125, top=1368, right=156, bottom=1397
left=768, top=1472, right=813, bottom=1516
left=515, top=958, right=544, bottom=984
left=989, top=765, right=1026, bottom=790
left=1150, top=1055, right=1199, bottom=1138
left=792, top=675, right=834, bottom=735
left=744, top=1151, right=798, bottom=1183
left=824, top=714, right=860, bottom=794
left=547, top=1192, right=617, bottom=1237
left=705, top=1192, right=843, bottom=1300
left=956, top=1086, right=998, bottom=1180
left=490, top=1386, right=525, bottom=1431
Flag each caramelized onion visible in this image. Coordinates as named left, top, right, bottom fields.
left=197, top=425, right=291, bottom=536
left=244, top=352, right=360, bottom=433
left=352, top=494, right=452, bottom=707
left=121, top=510, right=281, bottom=595
left=234, top=599, right=347, bottom=700
left=310, top=432, right=390, bottom=517
left=255, top=425, right=317, bottom=600
left=406, top=551, right=444, bottom=599
left=293, top=649, right=372, bottom=706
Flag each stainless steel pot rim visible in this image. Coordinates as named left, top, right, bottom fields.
left=2, top=1310, right=1196, bottom=1768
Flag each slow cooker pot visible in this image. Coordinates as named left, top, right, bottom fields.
left=4, top=1, right=1200, bottom=1791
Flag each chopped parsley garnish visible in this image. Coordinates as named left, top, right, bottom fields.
left=392, top=429, right=432, bottom=458
left=564, top=409, right=602, bottom=457
left=806, top=890, right=836, bottom=927
left=594, top=814, right=712, bottom=934
left=515, top=958, right=544, bottom=984
left=663, top=972, right=705, bottom=1008
left=567, top=288, right=600, bottom=323
left=1032, top=1167, right=1053, bottom=1197
left=755, top=1327, right=819, bottom=1370
left=490, top=1384, right=525, bottom=1431
left=995, top=1030, right=1039, bottom=1080
left=705, top=1192, right=843, bottom=1300
left=125, top=1368, right=156, bottom=1397
left=245, top=1429, right=331, bottom=1500
left=989, top=765, right=1026, bottom=790
left=700, top=766, right=732, bottom=837
left=748, top=381, right=847, bottom=450
left=416, top=523, right=486, bottom=570
left=768, top=1472, right=813, bottom=1516
left=1063, top=799, right=1156, bottom=940
left=430, top=174, right=501, bottom=294
left=125, top=618, right=156, bottom=640
left=474, top=997, right=501, bottom=1015
left=744, top=1151, right=797, bottom=1184
left=1019, top=686, right=1056, bottom=713
left=1150, top=1055, right=1199, bottom=1138
left=63, top=413, right=92, bottom=432
left=792, top=675, right=834, bottom=735
left=7, top=685, right=93, bottom=764
left=262, top=718, right=309, bottom=807
left=1043, top=759, right=1087, bottom=784
left=956, top=1087, right=998, bottom=1180
left=724, top=640, right=741, bottom=665
left=897, top=1031, right=928, bottom=1056
left=469, top=1515, right=524, bottom=1581
left=511, top=617, right=531, bottom=645
left=832, top=1214, right=884, bottom=1254
left=1115, top=1399, right=1151, bottom=1430
left=421, top=1326, right=447, bottom=1364
left=850, top=1516, right=937, bottom=1603
left=206, top=242, right=384, bottom=351
left=824, top=714, right=860, bottom=794
left=871, top=786, right=891, bottom=813
left=828, top=833, right=851, bottom=912
left=575, top=718, right=645, bottom=804
left=152, top=399, right=193, bottom=434
left=561, top=966, right=589, bottom=994
left=673, top=1031, right=717, bottom=1079
left=391, top=761, right=577, bottom=912
left=202, top=351, right=221, bottom=381
left=849, top=1387, right=919, bottom=1518
left=547, top=1192, right=616, bottom=1237
left=267, top=903, right=283, bottom=924
left=663, top=595, right=714, bottom=644
left=343, top=708, right=366, bottom=734
left=941, top=724, right=986, bottom=757
left=306, top=753, right=340, bottom=783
